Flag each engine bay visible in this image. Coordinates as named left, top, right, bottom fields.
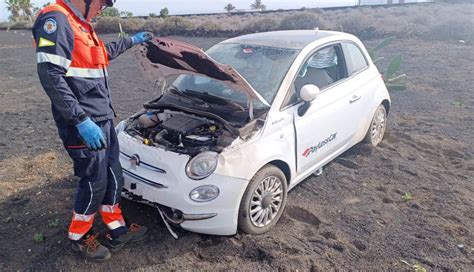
left=124, top=109, right=237, bottom=155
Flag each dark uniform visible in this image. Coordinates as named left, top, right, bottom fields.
left=32, top=0, right=133, bottom=240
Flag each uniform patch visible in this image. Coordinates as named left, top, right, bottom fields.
left=43, top=18, right=57, bottom=34
left=38, top=37, right=55, bottom=47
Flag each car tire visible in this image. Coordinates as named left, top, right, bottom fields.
left=238, top=165, right=288, bottom=235
left=363, top=104, right=387, bottom=146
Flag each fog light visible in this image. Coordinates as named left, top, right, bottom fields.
left=189, top=185, right=219, bottom=202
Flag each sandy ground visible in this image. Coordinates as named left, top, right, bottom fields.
left=0, top=30, right=473, bottom=271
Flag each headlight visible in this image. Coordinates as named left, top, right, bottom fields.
left=185, top=151, right=218, bottom=180
left=189, top=185, right=220, bottom=202
left=115, top=120, right=126, bottom=134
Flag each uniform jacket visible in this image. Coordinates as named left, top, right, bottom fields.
left=32, top=0, right=133, bottom=127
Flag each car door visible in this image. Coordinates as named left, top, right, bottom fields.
left=283, top=43, right=364, bottom=174
left=340, top=42, right=374, bottom=139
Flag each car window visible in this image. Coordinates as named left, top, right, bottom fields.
left=283, top=44, right=348, bottom=107
left=342, top=43, right=369, bottom=76
left=207, top=43, right=300, bottom=107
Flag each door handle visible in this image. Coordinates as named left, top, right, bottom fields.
left=349, top=95, right=361, bottom=103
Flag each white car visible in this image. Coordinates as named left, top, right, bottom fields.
left=116, top=30, right=391, bottom=236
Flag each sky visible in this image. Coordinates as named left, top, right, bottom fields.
left=1, top=0, right=361, bottom=21
left=1, top=0, right=423, bottom=22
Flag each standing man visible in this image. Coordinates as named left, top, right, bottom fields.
left=32, top=0, right=153, bottom=262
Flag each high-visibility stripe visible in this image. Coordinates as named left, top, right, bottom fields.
left=100, top=204, right=120, bottom=213
left=68, top=232, right=84, bottom=241
left=83, top=182, right=93, bottom=215
left=107, top=220, right=126, bottom=230
left=37, top=52, right=71, bottom=70
left=72, top=212, right=95, bottom=222
left=66, top=67, right=108, bottom=78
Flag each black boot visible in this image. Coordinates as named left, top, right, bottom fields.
left=71, top=231, right=112, bottom=262
left=105, top=223, right=147, bottom=253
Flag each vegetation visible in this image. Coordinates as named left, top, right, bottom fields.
left=402, top=192, right=413, bottom=201
left=368, top=37, right=407, bottom=91
left=224, top=3, right=236, bottom=13
left=3, top=2, right=473, bottom=44
left=160, top=8, right=169, bottom=18
left=5, top=0, right=34, bottom=22
left=250, top=0, right=266, bottom=11
left=101, top=7, right=120, bottom=17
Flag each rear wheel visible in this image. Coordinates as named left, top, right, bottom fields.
left=364, top=104, right=387, bottom=146
left=238, top=165, right=288, bottom=235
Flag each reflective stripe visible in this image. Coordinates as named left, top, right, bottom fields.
left=109, top=167, right=118, bottom=205
left=66, top=67, right=108, bottom=78
left=107, top=220, right=126, bottom=230
left=73, top=212, right=95, bottom=222
left=68, top=232, right=84, bottom=241
left=83, top=182, right=93, bottom=215
left=37, top=52, right=71, bottom=70
left=100, top=204, right=119, bottom=213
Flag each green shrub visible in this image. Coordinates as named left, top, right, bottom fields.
left=143, top=18, right=163, bottom=33
left=0, top=22, right=11, bottom=30
left=119, top=18, right=146, bottom=33
left=196, top=21, right=222, bottom=34
left=160, top=17, right=195, bottom=35
left=428, top=19, right=474, bottom=41
left=95, top=17, right=144, bottom=33
left=101, top=7, right=120, bottom=17
left=279, top=12, right=320, bottom=30
left=244, top=18, right=278, bottom=32
left=95, top=17, right=122, bottom=33
left=7, top=20, right=33, bottom=29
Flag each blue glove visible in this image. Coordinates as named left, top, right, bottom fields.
left=76, top=118, right=107, bottom=151
left=131, top=32, right=153, bottom=45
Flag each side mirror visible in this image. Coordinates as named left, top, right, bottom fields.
left=299, top=84, right=320, bottom=102
left=298, top=84, right=320, bottom=116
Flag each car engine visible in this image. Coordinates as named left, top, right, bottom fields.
left=124, top=109, right=236, bottom=155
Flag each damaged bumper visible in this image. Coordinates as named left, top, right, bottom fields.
left=118, top=131, right=249, bottom=236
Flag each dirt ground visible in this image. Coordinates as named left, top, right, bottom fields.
left=0, top=30, right=473, bottom=271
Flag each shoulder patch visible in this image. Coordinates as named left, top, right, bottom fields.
left=43, top=18, right=57, bottom=34
left=38, top=37, right=56, bottom=47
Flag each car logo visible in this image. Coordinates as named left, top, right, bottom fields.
left=130, top=154, right=140, bottom=166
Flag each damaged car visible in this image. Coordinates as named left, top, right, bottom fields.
left=115, top=30, right=391, bottom=236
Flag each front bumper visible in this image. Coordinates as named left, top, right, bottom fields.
left=118, top=132, right=249, bottom=236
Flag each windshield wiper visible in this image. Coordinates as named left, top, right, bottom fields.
left=167, top=85, right=209, bottom=108
left=185, top=89, right=246, bottom=112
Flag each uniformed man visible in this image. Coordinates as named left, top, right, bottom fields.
left=32, top=0, right=153, bottom=261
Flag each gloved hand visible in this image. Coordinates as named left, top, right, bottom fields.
left=76, top=118, right=107, bottom=151
left=131, top=32, right=153, bottom=45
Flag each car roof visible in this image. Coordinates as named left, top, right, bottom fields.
left=219, top=30, right=347, bottom=50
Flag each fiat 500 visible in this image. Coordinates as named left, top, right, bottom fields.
left=115, top=30, right=391, bottom=236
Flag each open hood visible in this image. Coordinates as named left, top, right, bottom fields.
left=134, top=37, right=269, bottom=107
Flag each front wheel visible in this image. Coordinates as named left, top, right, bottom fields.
left=238, top=165, right=288, bottom=235
left=364, top=104, right=387, bottom=146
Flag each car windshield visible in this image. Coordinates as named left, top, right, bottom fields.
left=166, top=74, right=251, bottom=108
left=206, top=43, right=300, bottom=105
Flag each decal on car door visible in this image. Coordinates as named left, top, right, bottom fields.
left=302, top=133, right=337, bottom=157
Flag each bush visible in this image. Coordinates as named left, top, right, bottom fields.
left=427, top=19, right=474, bottom=41
left=95, top=17, right=145, bottom=33
left=143, top=18, right=163, bottom=34
left=279, top=12, right=320, bottom=30
left=196, top=21, right=222, bottom=35
left=244, top=18, right=278, bottom=32
left=160, top=17, right=195, bottom=35
left=95, top=17, right=122, bottom=33
left=8, top=20, right=33, bottom=29
left=0, top=22, right=11, bottom=30
left=119, top=18, right=146, bottom=33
